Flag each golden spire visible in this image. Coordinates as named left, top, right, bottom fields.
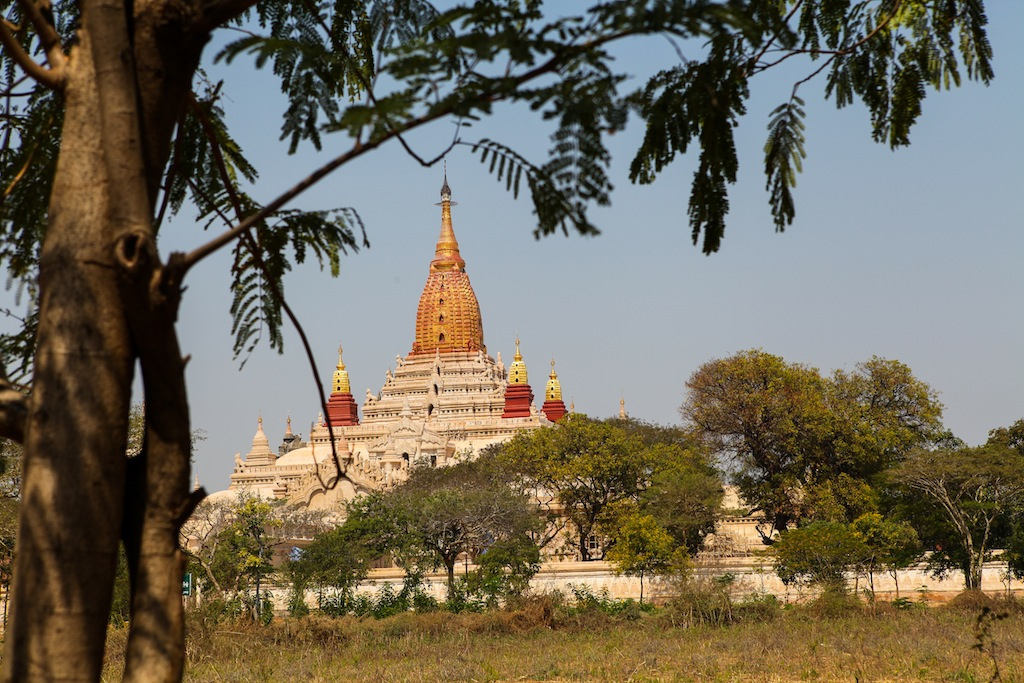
left=410, top=175, right=485, bottom=356
left=545, top=358, right=562, bottom=401
left=430, top=171, right=465, bottom=273
left=508, top=336, right=528, bottom=385
left=332, top=343, right=351, bottom=393
left=619, top=396, right=627, bottom=419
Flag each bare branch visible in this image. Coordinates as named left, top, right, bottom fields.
left=14, top=0, right=66, bottom=73
left=0, top=17, right=63, bottom=89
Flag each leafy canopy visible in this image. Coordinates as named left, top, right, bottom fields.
left=889, top=422, right=1024, bottom=589
left=495, top=414, right=721, bottom=560
left=682, top=350, right=942, bottom=534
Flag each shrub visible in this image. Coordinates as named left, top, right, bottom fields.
left=891, top=596, right=919, bottom=611
left=733, top=592, right=782, bottom=623
left=665, top=574, right=734, bottom=627
left=802, top=587, right=863, bottom=619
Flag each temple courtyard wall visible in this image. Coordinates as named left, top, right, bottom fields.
left=262, top=559, right=1024, bottom=613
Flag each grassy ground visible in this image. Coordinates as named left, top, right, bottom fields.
left=102, top=594, right=1024, bottom=682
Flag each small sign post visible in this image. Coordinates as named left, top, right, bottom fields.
left=182, top=572, right=192, bottom=597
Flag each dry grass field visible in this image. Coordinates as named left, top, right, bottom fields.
left=102, top=594, right=1024, bottom=682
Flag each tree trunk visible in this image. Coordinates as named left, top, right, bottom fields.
left=446, top=559, right=456, bottom=599
left=1, top=0, right=215, bottom=678
left=1, top=13, right=136, bottom=679
left=967, top=557, right=983, bottom=591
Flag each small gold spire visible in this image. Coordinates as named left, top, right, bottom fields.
left=508, top=337, right=528, bottom=385
left=619, top=396, right=627, bottom=419
left=332, top=343, right=352, bottom=393
left=545, top=358, right=563, bottom=401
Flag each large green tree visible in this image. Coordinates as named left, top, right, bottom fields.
left=497, top=414, right=659, bottom=560
left=682, top=349, right=829, bottom=535
left=349, top=459, right=541, bottom=598
left=496, top=415, right=721, bottom=560
left=0, top=0, right=993, bottom=678
left=891, top=422, right=1024, bottom=590
left=682, top=350, right=941, bottom=536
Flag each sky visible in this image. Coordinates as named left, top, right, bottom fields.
left=6, top=3, right=1023, bottom=491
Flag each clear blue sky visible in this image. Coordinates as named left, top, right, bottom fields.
left=10, top=4, right=1024, bottom=491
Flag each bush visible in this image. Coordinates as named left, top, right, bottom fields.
left=444, top=579, right=487, bottom=614
left=559, top=585, right=655, bottom=622
left=665, top=574, right=734, bottom=627
left=802, top=587, right=863, bottom=619
left=287, top=588, right=310, bottom=617
left=412, top=588, right=440, bottom=613
left=733, top=592, right=782, bottom=623
left=891, top=596, right=919, bottom=611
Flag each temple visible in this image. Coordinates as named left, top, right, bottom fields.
left=228, top=178, right=568, bottom=509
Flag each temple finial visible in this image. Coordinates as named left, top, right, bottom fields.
left=508, top=337, right=528, bottom=385
left=545, top=358, right=562, bottom=401
left=541, top=356, right=566, bottom=421
left=431, top=169, right=463, bottom=272
left=332, top=342, right=351, bottom=393
left=441, top=162, right=451, bottom=202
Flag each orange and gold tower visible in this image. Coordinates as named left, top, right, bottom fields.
left=409, top=177, right=485, bottom=357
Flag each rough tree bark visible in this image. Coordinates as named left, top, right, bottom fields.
left=1, top=0, right=251, bottom=679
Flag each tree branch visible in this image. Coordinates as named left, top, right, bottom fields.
left=0, top=17, right=63, bottom=89
left=0, top=372, right=27, bottom=443
left=197, top=0, right=261, bottom=33
left=181, top=137, right=374, bottom=271
left=181, top=20, right=634, bottom=272
left=185, top=94, right=343, bottom=488
left=16, top=0, right=62, bottom=59
left=751, top=0, right=903, bottom=75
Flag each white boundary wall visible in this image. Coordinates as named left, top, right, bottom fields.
left=274, top=558, right=1024, bottom=610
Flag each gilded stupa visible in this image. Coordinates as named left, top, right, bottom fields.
left=541, top=359, right=567, bottom=422
left=228, top=178, right=561, bottom=509
left=410, top=177, right=485, bottom=356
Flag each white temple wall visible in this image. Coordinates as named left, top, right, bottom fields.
left=262, top=559, right=1024, bottom=613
